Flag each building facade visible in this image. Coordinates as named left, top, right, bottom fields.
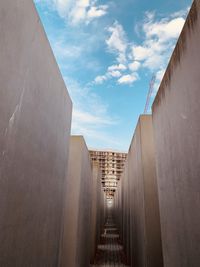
left=90, top=150, right=127, bottom=199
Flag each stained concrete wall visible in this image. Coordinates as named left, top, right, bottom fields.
left=152, top=1, right=200, bottom=266
left=114, top=177, right=122, bottom=228
left=97, top=183, right=105, bottom=251
left=100, top=185, right=107, bottom=234
left=0, top=1, right=72, bottom=266
left=61, top=136, right=92, bottom=267
left=113, top=161, right=131, bottom=265
left=115, top=116, right=163, bottom=267
left=90, top=162, right=102, bottom=263
left=120, top=161, right=131, bottom=264
left=128, top=115, right=163, bottom=267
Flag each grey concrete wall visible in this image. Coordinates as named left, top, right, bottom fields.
left=121, top=162, right=131, bottom=264
left=114, top=161, right=131, bottom=265
left=0, top=1, right=72, bottom=266
left=97, top=183, right=104, bottom=249
left=61, top=136, right=92, bottom=267
left=114, top=167, right=131, bottom=263
left=100, top=185, right=107, bottom=235
left=128, top=115, right=163, bottom=267
left=152, top=1, right=200, bottom=266
left=90, top=162, right=102, bottom=263
left=114, top=177, right=122, bottom=233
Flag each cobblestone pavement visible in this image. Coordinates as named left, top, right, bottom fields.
left=91, top=217, right=129, bottom=267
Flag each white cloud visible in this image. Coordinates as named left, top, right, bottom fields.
left=144, top=17, right=185, bottom=41
left=108, top=64, right=127, bottom=71
left=94, top=75, right=108, bottom=84
left=35, top=0, right=108, bottom=24
left=133, top=10, right=187, bottom=94
left=65, top=0, right=108, bottom=24
left=132, top=46, right=151, bottom=61
left=109, top=70, right=121, bottom=78
left=93, top=26, right=129, bottom=85
left=94, top=22, right=139, bottom=85
left=53, top=0, right=73, bottom=16
left=128, top=61, right=141, bottom=71
left=93, top=7, right=187, bottom=86
left=106, top=21, right=127, bottom=63
left=87, top=5, right=108, bottom=19
left=94, top=65, right=124, bottom=84
left=118, top=74, right=138, bottom=84
left=93, top=70, right=121, bottom=84
left=143, top=54, right=164, bottom=70
left=131, top=12, right=186, bottom=71
left=69, top=0, right=89, bottom=24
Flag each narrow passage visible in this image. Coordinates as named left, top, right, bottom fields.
left=92, top=216, right=129, bottom=267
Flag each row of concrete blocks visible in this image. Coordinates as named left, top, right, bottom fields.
left=114, top=115, right=163, bottom=267
left=0, top=1, right=106, bottom=266
left=114, top=1, right=200, bottom=266
left=61, top=136, right=106, bottom=267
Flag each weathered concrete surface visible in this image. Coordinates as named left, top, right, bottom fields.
left=90, top=162, right=102, bottom=263
left=129, top=115, right=163, bottom=267
left=114, top=162, right=130, bottom=265
left=61, top=136, right=92, bottom=267
left=100, top=183, right=107, bottom=235
left=152, top=1, right=200, bottom=266
left=114, top=178, right=122, bottom=234
left=0, top=1, right=72, bottom=266
left=121, top=162, right=131, bottom=265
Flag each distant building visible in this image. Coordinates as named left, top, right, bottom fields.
left=89, top=149, right=127, bottom=199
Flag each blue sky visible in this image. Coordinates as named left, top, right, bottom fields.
left=34, top=0, right=192, bottom=152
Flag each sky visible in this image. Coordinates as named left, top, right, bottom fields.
left=34, top=0, right=192, bottom=152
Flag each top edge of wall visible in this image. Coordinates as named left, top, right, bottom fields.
left=152, top=0, right=199, bottom=112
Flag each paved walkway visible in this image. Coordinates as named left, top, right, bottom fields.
left=92, top=217, right=129, bottom=267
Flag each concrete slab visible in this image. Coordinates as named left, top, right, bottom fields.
left=152, top=1, right=200, bottom=266
left=90, top=162, right=102, bottom=263
left=0, top=1, right=72, bottom=266
left=60, top=136, right=92, bottom=267
left=128, top=115, right=163, bottom=267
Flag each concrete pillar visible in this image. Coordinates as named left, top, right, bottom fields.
left=114, top=178, right=122, bottom=232
left=129, top=115, right=163, bottom=267
left=90, top=162, right=102, bottom=263
left=0, top=1, right=72, bottom=266
left=100, top=185, right=106, bottom=232
left=152, top=1, right=200, bottom=266
left=97, top=183, right=105, bottom=247
left=122, top=162, right=131, bottom=264
left=61, top=136, right=92, bottom=267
